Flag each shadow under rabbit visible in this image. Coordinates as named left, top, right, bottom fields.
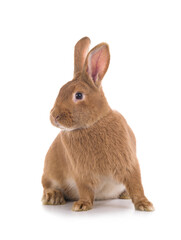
left=41, top=199, right=135, bottom=217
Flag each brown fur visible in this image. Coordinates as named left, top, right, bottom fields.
left=42, top=37, right=154, bottom=211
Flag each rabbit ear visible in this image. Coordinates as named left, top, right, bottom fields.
left=74, top=37, right=91, bottom=76
left=83, top=43, right=110, bottom=87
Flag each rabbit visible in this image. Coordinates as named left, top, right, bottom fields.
left=41, top=37, right=154, bottom=212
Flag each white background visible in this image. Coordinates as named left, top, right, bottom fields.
left=0, top=0, right=181, bottom=239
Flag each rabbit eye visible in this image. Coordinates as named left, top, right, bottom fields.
left=75, top=92, right=83, bottom=100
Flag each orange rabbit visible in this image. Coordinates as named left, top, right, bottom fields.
left=42, top=37, right=154, bottom=211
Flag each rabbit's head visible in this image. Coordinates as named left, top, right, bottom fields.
left=50, top=37, right=111, bottom=130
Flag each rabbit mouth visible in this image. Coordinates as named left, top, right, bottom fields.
left=50, top=109, right=75, bottom=131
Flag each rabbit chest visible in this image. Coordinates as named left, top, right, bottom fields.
left=61, top=126, right=125, bottom=175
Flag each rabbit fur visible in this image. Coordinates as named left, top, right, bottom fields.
left=41, top=37, right=154, bottom=212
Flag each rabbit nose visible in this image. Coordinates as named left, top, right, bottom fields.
left=50, top=108, right=59, bottom=120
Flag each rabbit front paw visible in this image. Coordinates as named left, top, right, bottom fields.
left=42, top=188, right=66, bottom=205
left=72, top=200, right=93, bottom=211
left=135, top=199, right=154, bottom=211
